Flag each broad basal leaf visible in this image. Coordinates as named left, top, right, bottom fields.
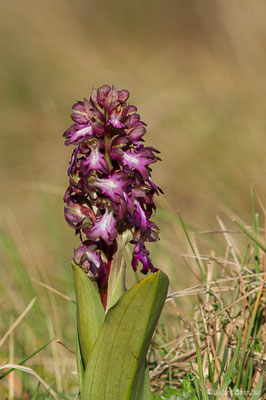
left=72, top=262, right=105, bottom=367
left=82, top=271, right=169, bottom=400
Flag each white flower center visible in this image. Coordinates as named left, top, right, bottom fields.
left=124, top=152, right=139, bottom=166
left=77, top=126, right=92, bottom=136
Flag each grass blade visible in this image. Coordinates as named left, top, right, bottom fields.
left=178, top=212, right=206, bottom=280
left=42, top=380, right=55, bottom=399
left=218, top=330, right=241, bottom=398
left=232, top=217, right=266, bottom=253
left=0, top=364, right=59, bottom=400
left=0, top=297, right=37, bottom=347
left=0, top=338, right=56, bottom=379
left=251, top=376, right=264, bottom=400
left=250, top=188, right=260, bottom=274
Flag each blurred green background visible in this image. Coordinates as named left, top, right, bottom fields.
left=0, top=0, right=265, bottom=397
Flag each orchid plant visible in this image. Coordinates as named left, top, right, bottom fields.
left=63, top=85, right=169, bottom=400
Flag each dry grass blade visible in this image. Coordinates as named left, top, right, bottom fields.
left=208, top=286, right=260, bottom=323
left=180, top=253, right=240, bottom=268
left=167, top=286, right=236, bottom=299
left=8, top=319, right=14, bottom=400
left=56, top=339, right=75, bottom=355
left=0, top=297, right=37, bottom=347
left=32, top=278, right=75, bottom=303
left=167, top=273, right=264, bottom=300
left=48, top=319, right=63, bottom=393
left=0, top=364, right=59, bottom=400
left=194, top=228, right=264, bottom=235
left=216, top=215, right=241, bottom=270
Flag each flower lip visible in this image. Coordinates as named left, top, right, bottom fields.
left=92, top=171, right=129, bottom=202
left=74, top=241, right=103, bottom=275
left=82, top=143, right=109, bottom=174
left=85, top=209, right=117, bottom=245
left=111, top=146, right=159, bottom=180
left=63, top=124, right=94, bottom=146
left=131, top=241, right=158, bottom=274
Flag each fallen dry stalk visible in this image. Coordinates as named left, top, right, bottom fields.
left=0, top=298, right=37, bottom=347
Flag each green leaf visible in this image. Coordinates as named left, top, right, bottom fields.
left=251, top=376, right=263, bottom=400
left=159, top=383, right=197, bottom=400
left=76, top=332, right=84, bottom=397
left=106, top=231, right=131, bottom=311
left=142, top=367, right=153, bottom=400
left=234, top=393, right=245, bottom=400
left=159, top=387, right=183, bottom=399
left=180, top=374, right=198, bottom=399
left=72, top=262, right=105, bottom=368
left=219, top=331, right=241, bottom=398
left=192, top=335, right=208, bottom=400
left=82, top=271, right=169, bottom=400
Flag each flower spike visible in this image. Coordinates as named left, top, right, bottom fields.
left=63, top=85, right=162, bottom=287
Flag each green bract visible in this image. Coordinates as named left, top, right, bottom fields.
left=73, top=263, right=169, bottom=400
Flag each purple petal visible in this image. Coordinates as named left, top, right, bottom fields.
left=86, top=210, right=117, bottom=245
left=131, top=187, right=147, bottom=198
left=67, top=155, right=87, bottom=193
left=74, top=242, right=103, bottom=275
left=82, top=144, right=109, bottom=174
left=126, top=122, right=147, bottom=141
left=71, top=100, right=90, bottom=123
left=104, top=85, right=118, bottom=111
left=127, top=200, right=148, bottom=231
left=114, top=147, right=159, bottom=180
left=63, top=124, right=94, bottom=146
left=134, top=201, right=148, bottom=231
left=123, top=150, right=150, bottom=179
left=125, top=113, right=141, bottom=127
left=64, top=197, right=96, bottom=229
left=108, top=101, right=128, bottom=128
left=67, top=149, right=79, bottom=176
left=97, top=85, right=111, bottom=108
left=118, top=89, right=130, bottom=102
left=93, top=172, right=129, bottom=202
left=147, top=177, right=164, bottom=195
left=141, top=220, right=160, bottom=243
left=131, top=241, right=158, bottom=274
left=127, top=105, right=138, bottom=114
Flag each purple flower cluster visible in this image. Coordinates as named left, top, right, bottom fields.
left=63, top=85, right=162, bottom=286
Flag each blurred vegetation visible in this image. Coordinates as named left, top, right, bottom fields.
left=150, top=204, right=265, bottom=399
left=0, top=0, right=265, bottom=398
